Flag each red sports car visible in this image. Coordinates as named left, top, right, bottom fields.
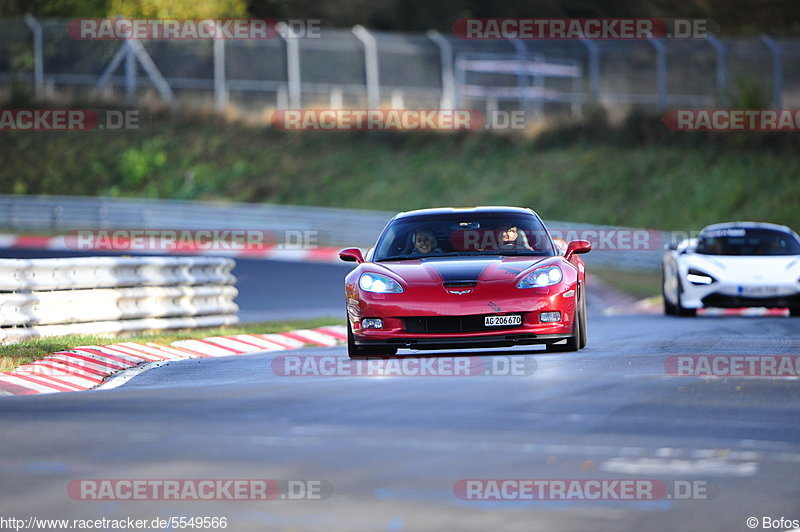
left=339, top=207, right=591, bottom=358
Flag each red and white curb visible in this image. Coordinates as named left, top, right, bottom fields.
left=698, top=307, right=789, bottom=317
left=0, top=234, right=342, bottom=263
left=0, top=325, right=347, bottom=396
left=604, top=296, right=791, bottom=317
left=603, top=296, right=663, bottom=316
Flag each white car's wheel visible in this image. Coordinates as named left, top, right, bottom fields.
left=662, top=266, right=677, bottom=315
left=675, top=274, right=697, bottom=317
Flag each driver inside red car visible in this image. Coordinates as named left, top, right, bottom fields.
left=412, top=228, right=443, bottom=255
left=498, top=225, right=533, bottom=250
left=472, top=225, right=534, bottom=251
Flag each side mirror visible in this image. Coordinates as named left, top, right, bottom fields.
left=665, top=241, right=679, bottom=251
left=565, top=240, right=591, bottom=260
left=339, top=247, right=365, bottom=263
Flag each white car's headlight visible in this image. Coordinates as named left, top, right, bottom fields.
left=687, top=268, right=716, bottom=285
left=517, top=265, right=562, bottom=288
left=359, top=273, right=404, bottom=293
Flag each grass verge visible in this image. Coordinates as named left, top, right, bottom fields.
left=0, top=317, right=341, bottom=372
left=589, top=267, right=662, bottom=300
left=1, top=110, right=798, bottom=232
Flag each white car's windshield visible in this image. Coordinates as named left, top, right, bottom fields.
left=695, top=228, right=800, bottom=256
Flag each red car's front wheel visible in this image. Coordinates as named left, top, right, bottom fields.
left=347, top=322, right=398, bottom=359
left=546, top=286, right=586, bottom=352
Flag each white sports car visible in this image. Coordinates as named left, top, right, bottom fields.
left=662, top=222, right=800, bottom=316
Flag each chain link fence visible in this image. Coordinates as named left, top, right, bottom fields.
left=1, top=17, right=799, bottom=119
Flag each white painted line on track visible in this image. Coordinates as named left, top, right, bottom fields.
left=601, top=456, right=758, bottom=476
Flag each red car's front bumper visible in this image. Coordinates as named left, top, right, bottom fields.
left=348, top=281, right=577, bottom=350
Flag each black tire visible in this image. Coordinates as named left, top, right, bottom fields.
left=546, top=289, right=583, bottom=353
left=676, top=274, right=697, bottom=317
left=347, top=322, right=397, bottom=359
left=578, top=285, right=588, bottom=349
left=790, top=307, right=800, bottom=317
left=662, top=267, right=677, bottom=315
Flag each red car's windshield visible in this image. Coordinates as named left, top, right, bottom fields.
left=373, top=213, right=557, bottom=261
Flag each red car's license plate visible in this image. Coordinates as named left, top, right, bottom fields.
left=484, top=315, right=522, bottom=327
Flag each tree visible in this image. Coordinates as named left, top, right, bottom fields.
left=0, top=0, right=247, bottom=17
left=107, top=0, right=247, bottom=18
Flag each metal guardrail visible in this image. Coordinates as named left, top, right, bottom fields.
left=0, top=194, right=393, bottom=248
left=0, top=255, right=239, bottom=343
left=545, top=220, right=665, bottom=271
left=0, top=195, right=665, bottom=271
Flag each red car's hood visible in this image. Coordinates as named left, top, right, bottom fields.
left=371, top=256, right=553, bottom=285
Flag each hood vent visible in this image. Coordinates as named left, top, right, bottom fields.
left=443, top=281, right=477, bottom=288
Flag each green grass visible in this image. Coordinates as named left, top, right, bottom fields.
left=0, top=317, right=341, bottom=371
left=1, top=109, right=798, bottom=232
left=589, top=267, right=662, bottom=299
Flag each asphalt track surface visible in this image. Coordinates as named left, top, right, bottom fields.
left=1, top=251, right=800, bottom=531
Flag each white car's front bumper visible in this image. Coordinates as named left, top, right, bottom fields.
left=682, top=279, right=800, bottom=309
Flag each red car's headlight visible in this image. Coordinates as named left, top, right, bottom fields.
left=359, top=273, right=404, bottom=293
left=517, top=265, right=562, bottom=288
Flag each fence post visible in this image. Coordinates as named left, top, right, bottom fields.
left=352, top=25, right=380, bottom=108
left=276, top=86, right=288, bottom=109
left=510, top=39, right=530, bottom=116
left=330, top=87, right=343, bottom=109
left=760, top=35, right=783, bottom=108
left=278, top=22, right=301, bottom=108
left=125, top=38, right=136, bottom=105
left=453, top=53, right=465, bottom=108
left=94, top=41, right=129, bottom=96
left=426, top=30, right=455, bottom=110
left=580, top=39, right=600, bottom=102
left=706, top=35, right=726, bottom=106
left=126, top=39, right=175, bottom=105
left=648, top=39, right=667, bottom=107
left=486, top=94, right=498, bottom=117
left=213, top=23, right=227, bottom=111
left=570, top=59, right=582, bottom=118
left=24, top=14, right=44, bottom=101
left=390, top=89, right=404, bottom=109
